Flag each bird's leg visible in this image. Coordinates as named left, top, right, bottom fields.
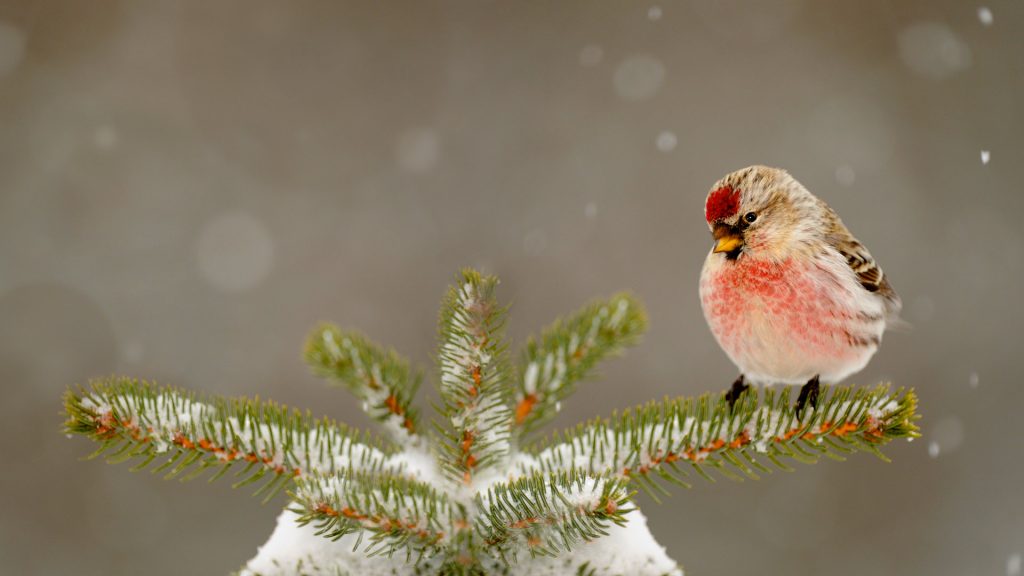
left=795, top=375, right=820, bottom=418
left=725, top=374, right=749, bottom=410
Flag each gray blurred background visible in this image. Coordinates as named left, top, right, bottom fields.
left=1, top=1, right=1021, bottom=574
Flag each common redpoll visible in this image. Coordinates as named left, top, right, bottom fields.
left=699, top=166, right=902, bottom=413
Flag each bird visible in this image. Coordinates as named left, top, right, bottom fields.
left=698, top=165, right=901, bottom=415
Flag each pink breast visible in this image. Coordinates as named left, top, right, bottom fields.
left=701, top=257, right=861, bottom=372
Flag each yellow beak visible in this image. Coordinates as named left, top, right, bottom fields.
left=712, top=224, right=744, bottom=254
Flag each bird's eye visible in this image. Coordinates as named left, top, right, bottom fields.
left=744, top=212, right=757, bottom=223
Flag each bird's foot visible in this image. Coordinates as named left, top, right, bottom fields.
left=725, top=375, right=749, bottom=410
left=795, top=375, right=820, bottom=419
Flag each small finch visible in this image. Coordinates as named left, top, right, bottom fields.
left=699, top=166, right=901, bottom=413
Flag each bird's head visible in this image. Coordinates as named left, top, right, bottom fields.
left=703, top=165, right=819, bottom=260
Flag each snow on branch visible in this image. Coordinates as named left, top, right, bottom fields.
left=436, top=269, right=514, bottom=485
left=475, top=469, right=633, bottom=564
left=291, top=469, right=457, bottom=563
left=64, top=377, right=400, bottom=503
left=305, top=325, right=422, bottom=442
left=520, top=385, right=919, bottom=499
left=63, top=268, right=921, bottom=575
left=513, top=293, right=647, bottom=436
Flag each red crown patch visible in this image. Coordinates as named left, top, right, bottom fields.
left=705, top=186, right=740, bottom=223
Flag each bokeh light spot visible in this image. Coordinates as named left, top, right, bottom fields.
left=613, top=55, right=666, bottom=102
left=0, top=20, right=26, bottom=78
left=898, top=22, right=972, bottom=79
left=196, top=212, right=275, bottom=293
left=396, top=128, right=441, bottom=173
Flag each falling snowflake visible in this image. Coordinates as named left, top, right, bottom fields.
left=978, top=7, right=994, bottom=27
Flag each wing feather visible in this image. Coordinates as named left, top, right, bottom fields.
left=822, top=207, right=902, bottom=319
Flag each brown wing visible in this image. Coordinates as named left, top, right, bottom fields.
left=839, top=240, right=884, bottom=293
left=824, top=210, right=902, bottom=317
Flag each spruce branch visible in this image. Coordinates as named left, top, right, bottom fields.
left=520, top=384, right=919, bottom=500
left=436, top=269, right=514, bottom=485
left=513, top=293, right=647, bottom=436
left=292, top=470, right=458, bottom=562
left=62, top=268, right=919, bottom=576
left=475, top=469, right=633, bottom=564
left=64, top=377, right=400, bottom=503
left=305, top=325, right=422, bottom=442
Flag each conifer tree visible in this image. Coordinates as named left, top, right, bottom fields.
left=64, top=269, right=919, bottom=575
